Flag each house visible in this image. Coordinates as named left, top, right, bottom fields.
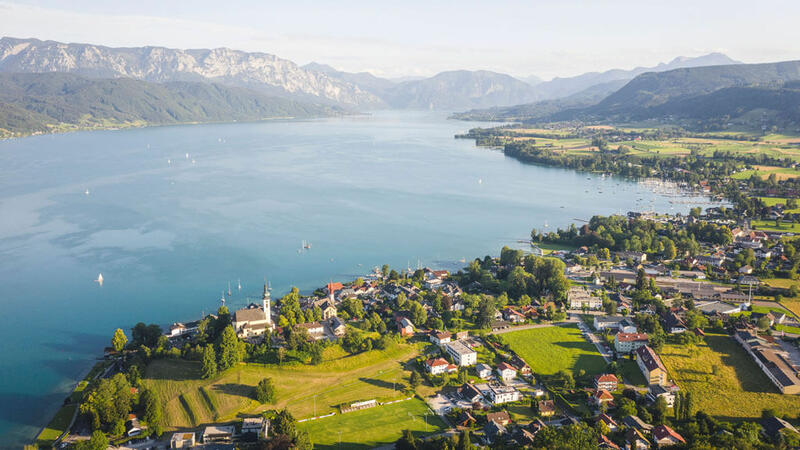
left=454, top=330, right=469, bottom=340
left=169, top=322, right=188, bottom=337
left=617, top=251, right=647, bottom=263
left=458, top=383, right=484, bottom=403
left=455, top=410, right=476, bottom=427
left=483, top=420, right=506, bottom=441
left=242, top=416, right=269, bottom=439
left=594, top=374, right=619, bottom=391
left=487, top=384, right=522, bottom=404
left=598, top=434, right=620, bottom=449
left=663, top=313, right=687, bottom=334
left=592, top=389, right=614, bottom=406
left=636, top=345, right=669, bottom=387
left=430, top=331, right=452, bottom=346
left=296, top=321, right=325, bottom=340
left=445, top=341, right=477, bottom=366
left=425, top=358, right=450, bottom=376
left=623, top=415, right=653, bottom=433
left=625, top=428, right=651, bottom=450
left=593, top=315, right=627, bottom=331
left=761, top=416, right=799, bottom=441
left=648, top=384, right=677, bottom=408
left=615, top=332, right=649, bottom=354
left=497, top=362, right=518, bottom=381
left=329, top=316, right=346, bottom=337
left=170, top=432, right=196, bottom=448
left=598, top=413, right=618, bottom=431
left=652, top=424, right=686, bottom=447
left=486, top=411, right=511, bottom=426
left=538, top=399, right=556, bottom=417
left=126, top=414, right=144, bottom=437
left=738, top=265, right=754, bottom=274
left=503, top=307, right=527, bottom=323
left=203, top=425, right=235, bottom=443
left=397, top=317, right=414, bottom=336
left=568, top=287, right=602, bottom=310
left=315, top=298, right=338, bottom=320
left=475, top=363, right=492, bottom=379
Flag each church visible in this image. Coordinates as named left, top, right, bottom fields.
left=233, top=281, right=274, bottom=338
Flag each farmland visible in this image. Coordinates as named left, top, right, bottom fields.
left=298, top=397, right=443, bottom=449
left=142, top=343, right=422, bottom=429
left=660, top=333, right=800, bottom=420
left=501, top=324, right=607, bottom=376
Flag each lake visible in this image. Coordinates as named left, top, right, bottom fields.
left=0, top=110, right=715, bottom=445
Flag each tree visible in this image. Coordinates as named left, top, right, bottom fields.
left=409, top=371, right=421, bottom=390
left=201, top=345, right=217, bottom=379
left=456, top=429, right=472, bottom=450
left=217, top=325, right=241, bottom=371
left=271, top=408, right=297, bottom=437
left=396, top=429, right=418, bottom=450
left=111, top=328, right=127, bottom=352
left=255, top=378, right=276, bottom=404
left=139, top=389, right=164, bottom=436
left=74, top=430, right=109, bottom=450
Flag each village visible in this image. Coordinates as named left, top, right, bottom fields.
left=38, top=200, right=800, bottom=450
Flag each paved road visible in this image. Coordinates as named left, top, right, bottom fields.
left=575, top=320, right=612, bottom=363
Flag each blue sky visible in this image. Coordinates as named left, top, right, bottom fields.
left=1, top=0, right=798, bottom=79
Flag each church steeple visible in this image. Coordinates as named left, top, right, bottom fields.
left=263, top=279, right=272, bottom=326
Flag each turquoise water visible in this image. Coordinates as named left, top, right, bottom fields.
left=0, top=111, right=712, bottom=445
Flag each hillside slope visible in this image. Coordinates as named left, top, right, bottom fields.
left=0, top=72, right=336, bottom=136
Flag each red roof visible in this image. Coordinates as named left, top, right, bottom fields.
left=594, top=389, right=614, bottom=401
left=653, top=425, right=685, bottom=443
left=327, top=282, right=344, bottom=293
left=595, top=374, right=618, bottom=384
left=426, top=357, right=449, bottom=367
left=616, top=332, right=649, bottom=342
left=497, top=362, right=517, bottom=372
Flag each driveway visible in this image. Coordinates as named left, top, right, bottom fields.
left=575, top=321, right=612, bottom=363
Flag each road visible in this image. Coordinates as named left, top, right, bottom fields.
left=574, top=319, right=612, bottom=363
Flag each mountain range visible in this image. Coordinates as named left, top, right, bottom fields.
left=0, top=72, right=336, bottom=136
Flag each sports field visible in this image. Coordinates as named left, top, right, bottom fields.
left=502, top=324, right=607, bottom=376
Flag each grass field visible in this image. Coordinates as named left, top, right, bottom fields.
left=660, top=333, right=800, bottom=421
left=35, top=404, right=76, bottom=446
left=298, top=397, right=443, bottom=449
left=502, top=324, right=607, bottom=376
left=751, top=220, right=800, bottom=233
left=732, top=166, right=800, bottom=180
left=762, top=278, right=798, bottom=289
left=142, top=343, right=423, bottom=429
left=758, top=197, right=800, bottom=214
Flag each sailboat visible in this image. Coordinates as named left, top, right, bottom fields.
left=304, top=240, right=312, bottom=249
left=84, top=189, right=90, bottom=196
left=227, top=282, right=232, bottom=297
left=94, top=273, right=104, bottom=286
left=237, top=279, right=242, bottom=291
left=220, top=292, right=226, bottom=305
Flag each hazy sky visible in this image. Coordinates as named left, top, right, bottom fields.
left=1, top=0, right=798, bottom=80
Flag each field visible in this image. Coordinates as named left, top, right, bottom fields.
left=751, top=220, right=800, bottom=233
left=732, top=166, right=800, bottom=180
left=501, top=324, right=607, bottom=376
left=298, top=397, right=443, bottom=449
left=660, top=333, right=800, bottom=420
left=758, top=197, right=800, bottom=214
left=142, top=343, right=423, bottom=429
left=35, top=404, right=76, bottom=446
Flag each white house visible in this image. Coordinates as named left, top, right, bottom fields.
left=496, top=362, right=517, bottom=381
left=487, top=384, right=521, bottom=404
left=170, top=432, right=196, bottom=448
left=425, top=358, right=450, bottom=376
left=475, top=363, right=492, bottom=379
left=430, top=331, right=451, bottom=346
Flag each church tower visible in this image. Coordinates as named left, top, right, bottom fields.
left=263, top=280, right=272, bottom=326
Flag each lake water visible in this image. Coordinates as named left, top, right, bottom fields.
left=0, top=110, right=715, bottom=446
